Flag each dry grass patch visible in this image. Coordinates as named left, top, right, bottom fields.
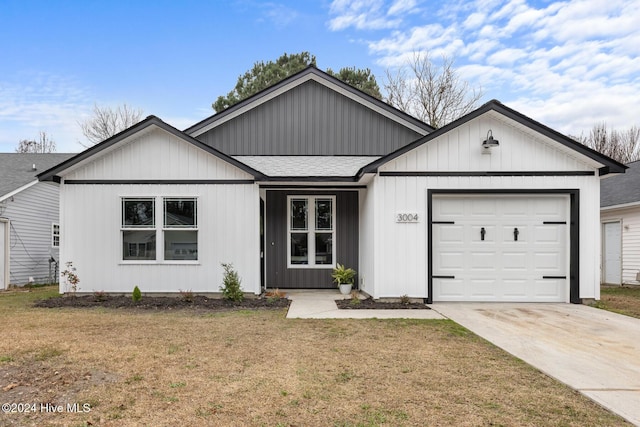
left=595, top=285, right=640, bottom=318
left=0, top=286, right=629, bottom=426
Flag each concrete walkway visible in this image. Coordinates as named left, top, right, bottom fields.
left=433, top=303, right=640, bottom=426
left=285, top=290, right=444, bottom=319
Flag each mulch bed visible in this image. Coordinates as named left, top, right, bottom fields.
left=33, top=295, right=290, bottom=311
left=335, top=298, right=430, bottom=309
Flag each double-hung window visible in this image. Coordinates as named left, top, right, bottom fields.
left=288, top=196, right=335, bottom=268
left=51, top=223, right=60, bottom=248
left=163, top=198, right=198, bottom=261
left=122, top=198, right=156, bottom=261
left=121, top=197, right=198, bottom=262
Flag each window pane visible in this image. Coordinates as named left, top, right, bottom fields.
left=164, top=230, right=198, bottom=260
left=123, top=199, right=155, bottom=227
left=315, top=233, right=333, bottom=265
left=315, top=199, right=332, bottom=230
left=165, top=198, right=196, bottom=227
left=123, top=230, right=156, bottom=260
left=291, top=199, right=307, bottom=230
left=290, top=232, right=308, bottom=264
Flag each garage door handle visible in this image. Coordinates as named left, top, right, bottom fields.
left=514, top=228, right=519, bottom=241
left=480, top=227, right=486, bottom=241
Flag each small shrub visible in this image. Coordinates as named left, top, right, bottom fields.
left=179, top=289, right=194, bottom=303
left=93, top=290, right=107, bottom=302
left=132, top=286, right=142, bottom=303
left=400, top=294, right=410, bottom=305
left=350, top=290, right=361, bottom=306
left=220, top=263, right=244, bottom=302
left=61, top=262, right=80, bottom=295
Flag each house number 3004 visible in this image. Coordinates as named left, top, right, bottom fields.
left=396, top=213, right=419, bottom=223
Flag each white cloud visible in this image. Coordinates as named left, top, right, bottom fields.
left=0, top=72, right=92, bottom=152
left=351, top=0, right=640, bottom=136
left=327, top=0, right=416, bottom=30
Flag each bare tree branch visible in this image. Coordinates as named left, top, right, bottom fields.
left=384, top=52, right=483, bottom=128
left=15, top=131, right=56, bottom=153
left=573, top=123, right=640, bottom=164
left=79, top=103, right=144, bottom=146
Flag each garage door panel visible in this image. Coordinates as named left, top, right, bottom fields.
left=433, top=225, right=464, bottom=244
left=469, top=251, right=498, bottom=271
left=432, top=195, right=568, bottom=302
left=502, top=279, right=528, bottom=297
left=534, top=279, right=564, bottom=299
left=533, top=252, right=565, bottom=272
left=533, top=225, right=563, bottom=243
left=435, top=251, right=464, bottom=271
left=470, top=279, right=497, bottom=298
left=502, top=252, right=528, bottom=271
left=433, top=278, right=465, bottom=298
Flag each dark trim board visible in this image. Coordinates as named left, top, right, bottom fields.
left=427, top=189, right=580, bottom=304
left=64, top=179, right=255, bottom=185
left=381, top=171, right=595, bottom=177
left=260, top=185, right=367, bottom=189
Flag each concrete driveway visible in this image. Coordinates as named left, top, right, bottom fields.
left=432, top=303, right=640, bottom=426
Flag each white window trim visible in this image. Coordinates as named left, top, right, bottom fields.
left=287, top=195, right=336, bottom=269
left=120, top=196, right=200, bottom=265
left=51, top=223, right=60, bottom=248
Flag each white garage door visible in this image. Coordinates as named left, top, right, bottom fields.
left=432, top=195, right=569, bottom=302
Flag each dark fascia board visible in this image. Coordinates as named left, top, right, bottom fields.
left=38, top=116, right=266, bottom=182
left=184, top=66, right=434, bottom=136
left=359, top=99, right=628, bottom=177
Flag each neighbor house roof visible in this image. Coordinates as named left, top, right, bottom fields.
left=0, top=153, right=75, bottom=201
left=359, top=99, right=627, bottom=177
left=601, top=160, right=640, bottom=208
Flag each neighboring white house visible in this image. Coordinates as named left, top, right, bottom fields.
left=600, top=160, right=640, bottom=285
left=0, top=153, right=74, bottom=288
left=38, top=67, right=625, bottom=302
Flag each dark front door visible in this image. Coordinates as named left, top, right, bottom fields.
left=265, top=190, right=359, bottom=289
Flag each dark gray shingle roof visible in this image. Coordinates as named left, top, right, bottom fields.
left=601, top=160, right=640, bottom=207
left=0, top=153, right=75, bottom=197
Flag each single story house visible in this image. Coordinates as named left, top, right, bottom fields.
left=600, top=160, right=640, bottom=285
left=38, top=67, right=625, bottom=302
left=0, top=153, right=74, bottom=288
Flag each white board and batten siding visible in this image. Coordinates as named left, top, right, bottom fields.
left=601, top=206, right=640, bottom=284
left=59, top=128, right=261, bottom=294
left=2, top=182, right=61, bottom=285
left=368, top=113, right=602, bottom=301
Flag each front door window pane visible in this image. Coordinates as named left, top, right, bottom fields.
left=290, top=232, right=308, bottom=264
left=315, top=233, right=333, bottom=265
left=123, top=231, right=156, bottom=260
left=291, top=199, right=308, bottom=230
left=316, top=199, right=332, bottom=230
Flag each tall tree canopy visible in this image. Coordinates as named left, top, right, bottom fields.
left=384, top=52, right=483, bottom=128
left=15, top=131, right=56, bottom=153
left=212, top=52, right=382, bottom=113
left=79, top=103, right=144, bottom=146
left=574, top=123, right=640, bottom=164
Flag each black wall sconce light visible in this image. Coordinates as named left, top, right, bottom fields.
left=482, top=129, right=499, bottom=154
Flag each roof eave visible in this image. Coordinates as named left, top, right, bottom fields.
left=363, top=99, right=628, bottom=174
left=38, top=116, right=266, bottom=182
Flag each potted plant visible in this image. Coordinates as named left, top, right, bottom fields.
left=332, top=263, right=357, bottom=295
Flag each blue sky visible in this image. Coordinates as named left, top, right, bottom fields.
left=1, top=0, right=638, bottom=153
